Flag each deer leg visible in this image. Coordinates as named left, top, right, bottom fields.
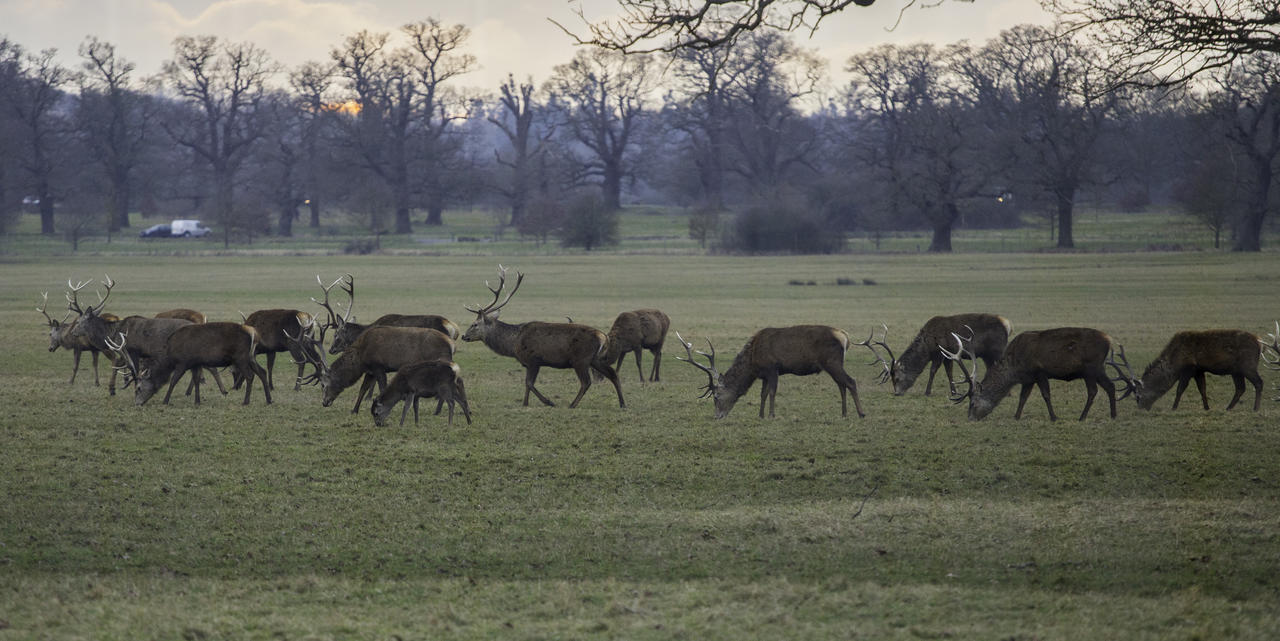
left=826, top=367, right=865, bottom=418
left=1171, top=375, right=1192, bottom=409
left=444, top=395, right=455, bottom=427
left=263, top=351, right=277, bottom=391
left=524, top=365, right=555, bottom=407
left=162, top=367, right=191, bottom=404
left=1246, top=371, right=1263, bottom=411
left=455, top=379, right=473, bottom=424
left=207, top=367, right=228, bottom=395
left=1226, top=374, right=1247, bottom=410
left=1037, top=377, right=1057, bottom=421
left=758, top=375, right=771, bottom=418
left=650, top=347, right=662, bottom=382
left=632, top=349, right=645, bottom=383
left=352, top=374, right=377, bottom=413
left=1099, top=375, right=1117, bottom=419
left=569, top=364, right=594, bottom=409
left=1193, top=371, right=1210, bottom=410
left=249, top=359, right=272, bottom=405
left=1014, top=383, right=1035, bottom=419
left=90, top=351, right=100, bottom=386
left=1079, top=377, right=1099, bottom=421
left=434, top=397, right=445, bottom=415
left=592, top=360, right=625, bottom=409
left=68, top=348, right=82, bottom=384
left=398, top=396, right=412, bottom=427
left=925, top=360, right=943, bottom=396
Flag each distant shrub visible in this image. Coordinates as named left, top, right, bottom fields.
left=722, top=201, right=844, bottom=254
left=557, top=193, right=618, bottom=251
left=688, top=207, right=722, bottom=249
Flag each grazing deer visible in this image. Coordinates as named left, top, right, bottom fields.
left=675, top=326, right=866, bottom=419
left=943, top=327, right=1119, bottom=421
left=239, top=308, right=322, bottom=390
left=1110, top=329, right=1263, bottom=411
left=861, top=314, right=1010, bottom=396
left=600, top=309, right=671, bottom=383
left=461, top=266, right=624, bottom=409
left=370, top=360, right=472, bottom=427
left=313, top=273, right=460, bottom=353
left=112, top=321, right=271, bottom=406
left=293, top=322, right=456, bottom=413
left=38, top=287, right=110, bottom=386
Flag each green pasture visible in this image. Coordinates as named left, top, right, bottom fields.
left=1, top=250, right=1279, bottom=639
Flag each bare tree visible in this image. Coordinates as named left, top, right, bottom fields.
left=1045, top=0, right=1280, bottom=86
left=665, top=44, right=739, bottom=209
left=545, top=48, right=655, bottom=210
left=76, top=37, right=152, bottom=232
left=1, top=42, right=71, bottom=235
left=159, top=36, right=275, bottom=247
left=489, top=75, right=553, bottom=227
left=558, top=0, right=948, bottom=52
left=405, top=19, right=476, bottom=226
left=289, top=61, right=335, bottom=229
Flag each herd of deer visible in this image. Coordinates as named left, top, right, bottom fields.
left=38, top=266, right=1280, bottom=425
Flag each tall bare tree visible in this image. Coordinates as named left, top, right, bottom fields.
left=489, top=75, right=554, bottom=226
left=289, top=61, right=335, bottom=228
left=545, top=48, right=655, bottom=211
left=665, top=44, right=738, bottom=209
left=76, top=37, right=152, bottom=232
left=159, top=36, right=274, bottom=247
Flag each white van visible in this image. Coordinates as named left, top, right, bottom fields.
left=170, top=219, right=212, bottom=237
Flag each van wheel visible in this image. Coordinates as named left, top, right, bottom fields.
left=183, top=231, right=191, bottom=237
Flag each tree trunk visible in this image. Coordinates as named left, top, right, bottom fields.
left=1055, top=189, right=1075, bottom=249
left=927, top=203, right=957, bottom=253
left=1232, top=159, right=1270, bottom=252
left=601, top=162, right=623, bottom=211
left=277, top=201, right=295, bottom=237
left=38, top=182, right=55, bottom=235
left=308, top=198, right=320, bottom=228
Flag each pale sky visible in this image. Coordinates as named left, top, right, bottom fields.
left=0, top=0, right=1052, bottom=92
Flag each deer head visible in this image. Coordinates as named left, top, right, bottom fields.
left=939, top=326, right=989, bottom=418
left=37, top=291, right=74, bottom=352
left=462, top=264, right=524, bottom=343
left=675, top=331, right=739, bottom=419
left=285, top=317, right=331, bottom=393
left=1106, top=344, right=1143, bottom=404
left=312, top=273, right=353, bottom=348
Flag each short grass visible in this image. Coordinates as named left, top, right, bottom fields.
left=1, top=250, right=1279, bottom=639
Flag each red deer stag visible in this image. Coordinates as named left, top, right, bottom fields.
left=675, top=326, right=867, bottom=419
left=111, top=322, right=271, bottom=406
left=38, top=285, right=111, bottom=386
left=1110, top=329, right=1263, bottom=411
left=600, top=309, right=671, bottom=382
left=293, top=321, right=456, bottom=413
left=942, top=327, right=1120, bottom=421
left=239, top=308, right=322, bottom=390
left=861, top=314, right=1010, bottom=396
left=370, top=360, right=472, bottom=427
left=313, top=273, right=460, bottom=354
left=461, top=266, right=624, bottom=409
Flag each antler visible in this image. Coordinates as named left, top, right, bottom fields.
left=1261, top=321, right=1280, bottom=371
left=284, top=317, right=328, bottom=387
left=64, top=275, right=114, bottom=316
left=674, top=330, right=720, bottom=398
left=465, top=264, right=525, bottom=316
left=939, top=329, right=977, bottom=405
left=1106, top=344, right=1140, bottom=401
left=854, top=323, right=895, bottom=385
left=37, top=291, right=70, bottom=326
left=104, top=331, right=139, bottom=388
left=312, top=273, right=354, bottom=335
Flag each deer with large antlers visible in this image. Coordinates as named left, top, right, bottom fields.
left=1262, top=322, right=1280, bottom=401
left=38, top=283, right=113, bottom=386
left=861, top=314, right=1010, bottom=396
left=1110, top=329, right=1264, bottom=411
left=238, top=308, right=323, bottom=391
left=943, top=326, right=1120, bottom=421
left=461, top=266, right=624, bottom=409
left=313, top=273, right=460, bottom=354
left=676, top=326, right=866, bottom=419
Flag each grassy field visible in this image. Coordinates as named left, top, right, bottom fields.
left=1, top=242, right=1279, bottom=638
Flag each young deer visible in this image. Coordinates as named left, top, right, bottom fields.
left=1111, top=329, right=1263, bottom=411
left=293, top=322, right=456, bottom=413
left=675, top=326, right=866, bottom=419
left=601, top=309, right=671, bottom=383
left=461, top=266, right=624, bottom=409
left=370, top=360, right=472, bottom=427
left=943, top=326, right=1120, bottom=421
left=861, top=314, right=1010, bottom=396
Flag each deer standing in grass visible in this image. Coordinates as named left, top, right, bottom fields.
left=862, top=314, right=1010, bottom=396
left=600, top=309, right=671, bottom=382
left=239, top=308, right=322, bottom=390
left=370, top=360, right=472, bottom=427
left=292, top=320, right=457, bottom=413
left=943, top=326, right=1120, bottom=421
left=111, top=322, right=271, bottom=406
left=461, top=266, right=624, bottom=409
left=675, top=326, right=866, bottom=419
left=317, top=273, right=460, bottom=353
left=1110, top=329, right=1264, bottom=411
left=38, top=285, right=110, bottom=386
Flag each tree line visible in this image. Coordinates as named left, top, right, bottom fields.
left=1, top=16, right=1278, bottom=252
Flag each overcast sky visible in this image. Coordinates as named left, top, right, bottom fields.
left=1, top=0, right=1053, bottom=92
